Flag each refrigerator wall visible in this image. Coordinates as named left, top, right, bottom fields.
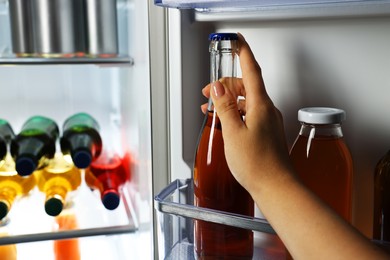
left=164, top=4, right=390, bottom=238
left=0, top=0, right=154, bottom=259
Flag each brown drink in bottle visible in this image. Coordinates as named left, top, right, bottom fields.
left=193, top=33, right=254, bottom=259
left=373, top=150, right=390, bottom=242
left=289, top=107, right=353, bottom=222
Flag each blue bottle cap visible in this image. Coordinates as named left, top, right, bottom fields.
left=15, top=157, right=37, bottom=176
left=45, top=197, right=63, bottom=216
left=0, top=202, right=9, bottom=220
left=209, top=33, right=238, bottom=41
left=102, top=192, right=120, bottom=210
left=72, top=150, right=92, bottom=169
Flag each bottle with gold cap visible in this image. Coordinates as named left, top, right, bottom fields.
left=0, top=154, right=36, bottom=220
left=35, top=153, right=81, bottom=216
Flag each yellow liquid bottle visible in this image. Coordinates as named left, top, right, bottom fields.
left=35, top=154, right=81, bottom=216
left=0, top=154, right=36, bottom=220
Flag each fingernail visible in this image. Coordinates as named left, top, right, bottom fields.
left=212, top=82, right=225, bottom=98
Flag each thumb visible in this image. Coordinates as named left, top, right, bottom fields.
left=210, top=81, right=244, bottom=133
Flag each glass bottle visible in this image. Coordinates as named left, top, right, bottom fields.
left=11, top=116, right=59, bottom=176
left=0, top=218, right=17, bottom=260
left=373, top=150, right=390, bottom=242
left=35, top=153, right=82, bottom=216
left=289, top=107, right=353, bottom=222
left=85, top=150, right=127, bottom=210
left=0, top=154, right=36, bottom=220
left=53, top=204, right=80, bottom=260
left=60, top=112, right=103, bottom=169
left=0, top=119, right=15, bottom=165
left=193, top=33, right=254, bottom=259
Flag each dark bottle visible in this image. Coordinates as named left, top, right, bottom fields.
left=193, top=33, right=254, bottom=259
left=289, top=107, right=353, bottom=222
left=60, top=112, right=102, bottom=169
left=373, top=150, right=390, bottom=242
left=11, top=116, right=59, bottom=176
left=85, top=150, right=128, bottom=210
left=0, top=119, right=15, bottom=164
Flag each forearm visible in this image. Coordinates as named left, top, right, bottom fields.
left=250, top=167, right=387, bottom=260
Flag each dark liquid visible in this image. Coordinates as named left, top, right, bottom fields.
left=373, top=151, right=390, bottom=241
left=194, top=111, right=254, bottom=259
left=289, top=135, right=353, bottom=222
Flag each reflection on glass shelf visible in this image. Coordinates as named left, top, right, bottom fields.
left=0, top=178, right=137, bottom=246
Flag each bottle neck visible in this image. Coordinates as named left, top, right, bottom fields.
left=209, top=39, right=238, bottom=112
left=299, top=123, right=344, bottom=138
left=46, top=185, right=67, bottom=205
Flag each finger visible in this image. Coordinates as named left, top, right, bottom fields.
left=202, top=84, right=211, bottom=98
left=219, top=77, right=246, bottom=98
left=210, top=81, right=245, bottom=134
left=237, top=33, right=270, bottom=105
left=200, top=103, right=208, bottom=114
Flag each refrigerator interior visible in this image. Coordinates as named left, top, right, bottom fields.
left=0, top=0, right=153, bottom=259
left=163, top=2, right=390, bottom=245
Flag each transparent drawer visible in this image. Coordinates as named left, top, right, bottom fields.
left=154, top=179, right=286, bottom=259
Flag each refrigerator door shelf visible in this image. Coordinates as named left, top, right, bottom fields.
left=154, top=179, right=285, bottom=259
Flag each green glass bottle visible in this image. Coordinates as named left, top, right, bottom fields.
left=0, top=119, right=15, bottom=164
left=11, top=116, right=59, bottom=176
left=60, top=113, right=102, bottom=169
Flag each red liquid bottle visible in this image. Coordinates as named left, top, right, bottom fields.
left=85, top=151, right=128, bottom=210
left=289, top=107, right=353, bottom=222
left=193, top=33, right=254, bottom=260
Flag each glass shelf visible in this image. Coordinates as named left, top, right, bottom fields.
left=0, top=180, right=137, bottom=246
left=0, top=56, right=134, bottom=66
